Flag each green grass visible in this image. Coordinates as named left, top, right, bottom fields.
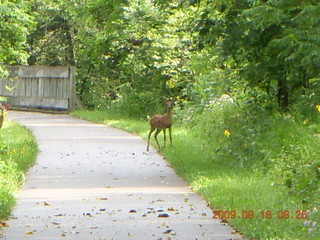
left=0, top=120, right=38, bottom=220
left=72, top=108, right=319, bottom=240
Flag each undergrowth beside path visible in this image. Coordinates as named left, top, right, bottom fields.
left=0, top=120, right=38, bottom=221
left=73, top=108, right=319, bottom=240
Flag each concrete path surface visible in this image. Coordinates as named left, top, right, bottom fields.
left=2, top=111, right=241, bottom=240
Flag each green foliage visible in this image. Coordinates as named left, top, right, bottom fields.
left=15, top=0, right=320, bottom=113
left=194, top=0, right=320, bottom=110
left=78, top=0, right=192, bottom=111
left=20, top=0, right=319, bottom=114
left=0, top=150, right=18, bottom=219
left=0, top=0, right=34, bottom=75
left=0, top=121, right=38, bottom=220
left=26, top=0, right=77, bottom=66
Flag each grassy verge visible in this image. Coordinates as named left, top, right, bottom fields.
left=72, top=108, right=319, bottom=240
left=0, top=120, right=38, bottom=220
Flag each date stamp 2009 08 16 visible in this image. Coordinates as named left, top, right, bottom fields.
left=213, top=210, right=308, bottom=220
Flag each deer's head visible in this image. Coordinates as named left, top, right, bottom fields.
left=162, top=98, right=176, bottom=112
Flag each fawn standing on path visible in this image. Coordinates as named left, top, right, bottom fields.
left=147, top=99, right=175, bottom=151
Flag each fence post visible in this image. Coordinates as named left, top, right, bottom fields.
left=68, top=66, right=76, bottom=111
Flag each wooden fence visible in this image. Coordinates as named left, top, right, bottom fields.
left=0, top=66, right=76, bottom=111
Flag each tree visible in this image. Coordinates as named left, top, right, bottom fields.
left=75, top=0, right=195, bottom=114
left=0, top=0, right=34, bottom=75
left=193, top=0, right=320, bottom=111
left=26, top=0, right=78, bottom=66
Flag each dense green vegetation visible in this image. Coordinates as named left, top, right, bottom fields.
left=1, top=0, right=320, bottom=239
left=0, top=121, right=38, bottom=220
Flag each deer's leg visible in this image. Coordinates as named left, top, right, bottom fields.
left=0, top=116, right=4, bottom=129
left=147, top=127, right=156, bottom=151
left=169, top=126, right=172, bottom=146
left=154, top=128, right=162, bottom=150
left=163, top=128, right=166, bottom=148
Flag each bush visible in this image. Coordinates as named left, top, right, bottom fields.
left=0, top=147, right=19, bottom=219
left=0, top=122, right=38, bottom=220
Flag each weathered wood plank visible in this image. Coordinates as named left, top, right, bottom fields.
left=8, top=96, right=69, bottom=110
left=7, top=66, right=69, bottom=78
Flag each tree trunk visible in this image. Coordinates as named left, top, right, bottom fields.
left=65, top=22, right=76, bottom=66
left=278, top=78, right=289, bottom=111
left=301, top=71, right=308, bottom=95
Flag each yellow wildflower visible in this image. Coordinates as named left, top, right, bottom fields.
left=224, top=129, right=231, bottom=137
left=316, top=105, right=320, bottom=112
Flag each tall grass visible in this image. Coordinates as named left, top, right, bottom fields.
left=0, top=121, right=38, bottom=220
left=72, top=106, right=319, bottom=240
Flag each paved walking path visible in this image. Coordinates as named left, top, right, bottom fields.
left=2, top=111, right=241, bottom=240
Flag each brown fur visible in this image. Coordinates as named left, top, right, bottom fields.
left=0, top=104, right=9, bottom=129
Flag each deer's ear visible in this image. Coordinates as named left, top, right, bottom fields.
left=3, top=104, right=10, bottom=110
left=162, top=98, right=168, bottom=104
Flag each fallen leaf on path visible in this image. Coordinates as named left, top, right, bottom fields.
left=52, top=222, right=60, bottom=226
left=220, top=219, right=228, bottom=224
left=158, top=213, right=170, bottom=218
left=44, top=201, right=51, bottom=206
left=129, top=209, right=137, bottom=213
left=0, top=221, right=8, bottom=227
left=90, top=227, right=101, bottom=229
left=61, top=233, right=66, bottom=237
left=163, top=229, right=173, bottom=234
left=232, top=229, right=241, bottom=235
left=97, top=197, right=109, bottom=201
left=25, top=231, right=33, bottom=235
left=54, top=214, right=66, bottom=217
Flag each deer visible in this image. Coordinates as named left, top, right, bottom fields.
left=147, top=98, right=175, bottom=152
left=0, top=103, right=10, bottom=129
